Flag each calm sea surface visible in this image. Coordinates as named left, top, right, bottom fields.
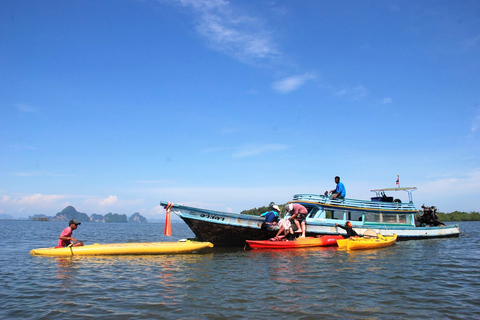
left=0, top=220, right=478, bottom=319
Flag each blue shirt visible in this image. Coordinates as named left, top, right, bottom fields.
left=261, top=210, right=279, bottom=223
left=335, top=182, right=346, bottom=197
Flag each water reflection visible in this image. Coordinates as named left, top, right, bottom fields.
left=55, top=257, right=75, bottom=280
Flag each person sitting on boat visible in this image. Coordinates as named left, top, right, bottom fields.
left=285, top=203, right=308, bottom=238
left=58, top=220, right=84, bottom=247
left=329, top=176, right=346, bottom=199
left=335, top=221, right=358, bottom=239
left=260, top=205, right=281, bottom=230
left=271, top=218, right=296, bottom=241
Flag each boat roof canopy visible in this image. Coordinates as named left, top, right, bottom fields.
left=371, top=187, right=417, bottom=203
left=370, top=187, right=417, bottom=192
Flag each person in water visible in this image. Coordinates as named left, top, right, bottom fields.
left=58, top=220, right=84, bottom=247
left=285, top=203, right=308, bottom=237
left=329, top=176, right=346, bottom=199
left=261, top=205, right=281, bottom=228
left=335, top=221, right=358, bottom=238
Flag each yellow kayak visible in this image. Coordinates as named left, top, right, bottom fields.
left=30, top=240, right=214, bottom=256
left=336, top=234, right=397, bottom=250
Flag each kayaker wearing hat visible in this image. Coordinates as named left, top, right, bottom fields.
left=58, top=220, right=84, bottom=247
left=285, top=203, right=308, bottom=238
left=261, top=205, right=281, bottom=230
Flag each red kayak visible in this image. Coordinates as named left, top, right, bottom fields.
left=246, top=235, right=344, bottom=249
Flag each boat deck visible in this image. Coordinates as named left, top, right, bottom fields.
left=292, top=194, right=417, bottom=211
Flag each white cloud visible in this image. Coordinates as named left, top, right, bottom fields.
left=98, top=195, right=118, bottom=206
left=12, top=144, right=38, bottom=152
left=0, top=193, right=70, bottom=213
left=176, top=0, right=279, bottom=64
left=0, top=192, right=152, bottom=218
left=201, top=143, right=290, bottom=158
left=201, top=147, right=229, bottom=154
left=272, top=73, right=316, bottom=94
left=418, top=170, right=480, bottom=211
left=134, top=179, right=175, bottom=184
left=16, top=104, right=36, bottom=112
left=232, top=143, right=290, bottom=158
left=471, top=110, right=480, bottom=133
left=335, top=85, right=368, bottom=100
left=14, top=171, right=71, bottom=177
left=380, top=98, right=393, bottom=104
left=461, top=34, right=480, bottom=52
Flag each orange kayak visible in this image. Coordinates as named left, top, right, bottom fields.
left=246, top=235, right=344, bottom=249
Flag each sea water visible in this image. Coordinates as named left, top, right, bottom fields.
left=0, top=220, right=479, bottom=319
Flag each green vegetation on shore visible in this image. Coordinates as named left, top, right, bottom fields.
left=437, top=211, right=480, bottom=221
left=241, top=202, right=285, bottom=217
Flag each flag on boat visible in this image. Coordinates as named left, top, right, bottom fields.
left=396, top=175, right=400, bottom=187
left=165, top=202, right=173, bottom=236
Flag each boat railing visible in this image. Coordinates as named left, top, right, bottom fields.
left=292, top=194, right=417, bottom=211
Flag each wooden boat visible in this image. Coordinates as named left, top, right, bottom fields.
left=160, top=186, right=460, bottom=246
left=337, top=233, right=397, bottom=250
left=30, top=240, right=214, bottom=256
left=246, top=235, right=344, bottom=249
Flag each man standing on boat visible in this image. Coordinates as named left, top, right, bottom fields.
left=330, top=176, right=346, bottom=199
left=285, top=203, right=308, bottom=238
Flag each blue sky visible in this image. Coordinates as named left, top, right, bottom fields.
left=1, top=0, right=479, bottom=219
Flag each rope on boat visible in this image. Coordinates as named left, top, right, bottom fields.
left=455, top=225, right=468, bottom=237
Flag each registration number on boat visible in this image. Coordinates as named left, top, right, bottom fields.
left=200, top=213, right=225, bottom=221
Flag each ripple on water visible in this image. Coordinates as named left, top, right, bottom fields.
left=1, top=221, right=479, bottom=319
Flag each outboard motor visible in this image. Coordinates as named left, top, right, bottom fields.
left=416, top=205, right=445, bottom=226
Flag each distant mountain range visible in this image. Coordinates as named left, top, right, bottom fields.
left=0, top=213, right=16, bottom=220
left=24, top=206, right=148, bottom=223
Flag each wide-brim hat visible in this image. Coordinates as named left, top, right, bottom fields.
left=272, top=205, right=280, bottom=212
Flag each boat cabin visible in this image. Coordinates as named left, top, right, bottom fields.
left=291, top=187, right=419, bottom=228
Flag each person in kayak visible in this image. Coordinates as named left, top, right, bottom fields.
left=329, top=176, right=346, bottom=199
left=58, top=220, right=84, bottom=247
left=335, top=221, right=358, bottom=238
left=285, top=203, right=308, bottom=237
left=260, top=204, right=281, bottom=229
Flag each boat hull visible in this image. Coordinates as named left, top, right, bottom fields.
left=246, top=235, right=344, bottom=249
left=30, top=241, right=214, bottom=256
left=180, top=216, right=277, bottom=246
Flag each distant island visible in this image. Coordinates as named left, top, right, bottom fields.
left=26, top=206, right=148, bottom=223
